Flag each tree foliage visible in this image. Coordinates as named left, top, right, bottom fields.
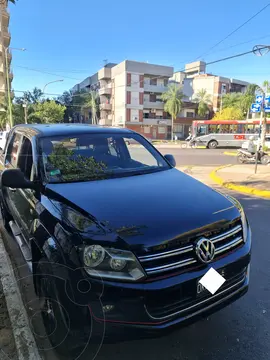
left=29, top=101, right=66, bottom=124
left=161, top=84, right=184, bottom=140
left=47, top=145, right=107, bottom=182
left=213, top=107, right=244, bottom=120
left=194, top=89, right=211, bottom=117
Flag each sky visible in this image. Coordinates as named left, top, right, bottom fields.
left=9, top=0, right=270, bottom=98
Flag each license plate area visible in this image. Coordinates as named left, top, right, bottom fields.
left=196, top=278, right=208, bottom=297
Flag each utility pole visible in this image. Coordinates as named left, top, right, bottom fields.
left=254, top=93, right=265, bottom=174
left=22, top=103, right=28, bottom=124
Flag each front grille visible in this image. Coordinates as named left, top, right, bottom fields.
left=138, top=221, right=244, bottom=277
left=145, top=265, right=247, bottom=319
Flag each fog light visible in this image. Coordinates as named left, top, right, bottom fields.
left=103, top=305, right=115, bottom=313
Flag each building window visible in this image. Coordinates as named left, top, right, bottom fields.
left=150, top=78, right=157, bottom=86
left=131, top=109, right=139, bottom=122
left=158, top=126, right=166, bottom=134
left=221, top=83, right=227, bottom=94
left=150, top=94, right=156, bottom=102
left=186, top=112, right=194, bottom=118
left=144, top=126, right=151, bottom=134
left=131, top=92, right=139, bottom=105
left=164, top=79, right=168, bottom=86
left=174, top=124, right=183, bottom=133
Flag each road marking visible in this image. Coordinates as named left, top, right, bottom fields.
left=0, top=235, right=42, bottom=360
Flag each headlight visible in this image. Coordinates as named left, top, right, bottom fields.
left=241, top=210, right=248, bottom=243
left=82, top=246, right=146, bottom=281
left=224, top=195, right=248, bottom=243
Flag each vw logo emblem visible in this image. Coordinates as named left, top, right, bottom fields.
left=196, top=238, right=215, bottom=263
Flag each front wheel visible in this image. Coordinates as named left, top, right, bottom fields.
left=261, top=155, right=270, bottom=165
left=208, top=140, right=218, bottom=149
left=237, top=154, right=246, bottom=164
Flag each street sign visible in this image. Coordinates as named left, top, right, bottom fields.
left=256, top=95, right=263, bottom=104
left=265, top=94, right=270, bottom=103
left=251, top=103, right=261, bottom=112
left=265, top=106, right=270, bottom=113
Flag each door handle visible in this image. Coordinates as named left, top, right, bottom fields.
left=9, top=188, right=16, bottom=192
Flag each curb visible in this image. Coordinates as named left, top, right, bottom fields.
left=209, top=164, right=270, bottom=198
left=223, top=151, right=237, bottom=157
left=0, top=235, right=42, bottom=360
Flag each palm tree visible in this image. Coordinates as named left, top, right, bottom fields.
left=161, top=84, right=184, bottom=140
left=222, top=92, right=243, bottom=109
left=194, top=89, right=211, bottom=117
left=244, top=83, right=259, bottom=119
left=82, top=91, right=100, bottom=124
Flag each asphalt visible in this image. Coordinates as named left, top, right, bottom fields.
left=1, top=148, right=270, bottom=360
left=158, top=148, right=238, bottom=166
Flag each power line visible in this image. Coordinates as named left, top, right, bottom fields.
left=194, top=3, right=270, bottom=60
left=15, top=65, right=82, bottom=81
left=12, top=45, right=270, bottom=97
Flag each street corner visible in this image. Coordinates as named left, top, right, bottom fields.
left=209, top=164, right=270, bottom=198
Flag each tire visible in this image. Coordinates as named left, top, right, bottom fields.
left=35, top=258, right=104, bottom=358
left=237, top=154, right=246, bottom=164
left=208, top=140, right=218, bottom=149
left=261, top=155, right=270, bottom=165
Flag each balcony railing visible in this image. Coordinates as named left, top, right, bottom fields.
left=144, top=84, right=168, bottom=93
left=143, top=101, right=164, bottom=110
left=99, top=86, right=112, bottom=96
left=100, top=103, right=112, bottom=111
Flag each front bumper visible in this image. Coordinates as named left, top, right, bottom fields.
left=85, top=231, right=251, bottom=331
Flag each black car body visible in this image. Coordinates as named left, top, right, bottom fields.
left=0, top=124, right=251, bottom=353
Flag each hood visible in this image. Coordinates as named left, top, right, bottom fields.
left=45, top=168, right=240, bottom=254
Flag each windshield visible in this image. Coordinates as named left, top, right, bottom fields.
left=39, top=133, right=170, bottom=183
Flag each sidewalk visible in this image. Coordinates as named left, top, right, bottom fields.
left=211, top=164, right=270, bottom=198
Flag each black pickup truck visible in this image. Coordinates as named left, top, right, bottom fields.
left=0, top=124, right=251, bottom=356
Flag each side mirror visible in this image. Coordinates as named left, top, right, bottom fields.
left=1, top=168, right=38, bottom=191
left=164, top=154, right=176, bottom=167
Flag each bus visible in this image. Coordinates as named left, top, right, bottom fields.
left=191, top=119, right=270, bottom=149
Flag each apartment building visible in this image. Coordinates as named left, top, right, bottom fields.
left=111, top=60, right=174, bottom=139
left=0, top=2, right=11, bottom=112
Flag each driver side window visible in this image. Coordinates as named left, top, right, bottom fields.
left=6, top=133, right=22, bottom=167
left=17, top=137, right=34, bottom=180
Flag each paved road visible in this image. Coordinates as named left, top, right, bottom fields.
left=1, top=164, right=270, bottom=360
left=158, top=148, right=238, bottom=166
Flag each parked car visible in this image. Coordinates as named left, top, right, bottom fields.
left=242, top=135, right=270, bottom=150
left=0, top=124, right=251, bottom=356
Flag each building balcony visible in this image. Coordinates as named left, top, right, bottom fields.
left=99, top=117, right=113, bottom=126
left=143, top=118, right=172, bottom=126
left=2, top=8, right=10, bottom=27
left=3, top=30, right=11, bottom=47
left=144, top=84, right=168, bottom=93
left=100, top=103, right=112, bottom=111
left=98, top=67, right=112, bottom=80
left=99, top=86, right=111, bottom=96
left=144, top=101, right=164, bottom=110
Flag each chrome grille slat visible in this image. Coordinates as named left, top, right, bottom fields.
left=215, top=236, right=243, bottom=255
left=139, top=245, right=193, bottom=262
left=211, top=225, right=242, bottom=243
left=139, top=222, right=244, bottom=276
left=145, top=258, right=197, bottom=274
